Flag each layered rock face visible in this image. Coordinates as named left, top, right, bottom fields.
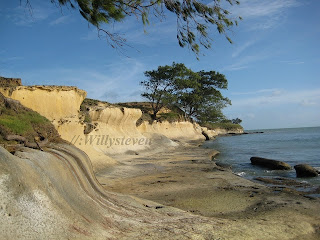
left=0, top=85, right=176, bottom=169
left=0, top=84, right=242, bottom=170
left=0, top=85, right=86, bottom=121
left=0, top=144, right=219, bottom=239
left=137, top=121, right=205, bottom=141
left=202, top=127, right=244, bottom=139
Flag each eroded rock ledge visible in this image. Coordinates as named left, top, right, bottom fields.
left=0, top=84, right=243, bottom=170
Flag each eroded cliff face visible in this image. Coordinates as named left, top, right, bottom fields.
left=202, top=127, right=244, bottom=139
left=59, top=106, right=163, bottom=167
left=0, top=86, right=86, bottom=121
left=0, top=85, right=200, bottom=169
left=0, top=85, right=242, bottom=170
left=137, top=121, right=205, bottom=141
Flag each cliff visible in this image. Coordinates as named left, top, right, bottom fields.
left=137, top=120, right=205, bottom=141
left=0, top=76, right=22, bottom=87
left=202, top=127, right=244, bottom=139
left=0, top=84, right=242, bottom=170
left=0, top=85, right=86, bottom=121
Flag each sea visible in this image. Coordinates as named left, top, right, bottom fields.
left=202, top=127, right=320, bottom=192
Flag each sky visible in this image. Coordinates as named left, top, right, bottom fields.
left=0, top=0, right=319, bottom=130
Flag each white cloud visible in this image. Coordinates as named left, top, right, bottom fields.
left=7, top=5, right=52, bottom=26
left=280, top=60, right=305, bottom=65
left=231, top=88, right=281, bottom=96
left=222, top=52, right=270, bottom=71
left=232, top=40, right=256, bottom=58
left=49, top=15, right=70, bottom=26
left=231, top=0, right=300, bottom=19
left=81, top=14, right=177, bottom=47
left=0, top=56, right=24, bottom=62
left=231, top=88, right=320, bottom=107
left=230, top=0, right=301, bottom=30
left=120, top=20, right=177, bottom=47
left=21, top=58, right=146, bottom=103
left=300, top=99, right=316, bottom=106
left=224, top=88, right=320, bottom=130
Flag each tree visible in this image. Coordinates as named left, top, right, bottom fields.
left=232, top=118, right=242, bottom=124
left=140, top=63, right=189, bottom=119
left=196, top=102, right=229, bottom=124
left=141, top=62, right=231, bottom=121
left=175, top=70, right=231, bottom=120
left=22, top=0, right=241, bottom=56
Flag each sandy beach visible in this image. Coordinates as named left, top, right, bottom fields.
left=97, top=140, right=320, bottom=239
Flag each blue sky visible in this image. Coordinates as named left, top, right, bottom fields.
left=1, top=0, right=319, bottom=130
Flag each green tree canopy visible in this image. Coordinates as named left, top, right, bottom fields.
left=174, top=69, right=231, bottom=120
left=23, top=0, right=241, bottom=56
left=141, top=62, right=231, bottom=122
left=140, top=63, right=190, bottom=119
left=232, top=117, right=242, bottom=124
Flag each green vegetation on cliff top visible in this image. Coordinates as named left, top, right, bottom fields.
left=0, top=93, right=61, bottom=144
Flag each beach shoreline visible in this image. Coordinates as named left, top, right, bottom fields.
left=97, top=139, right=320, bottom=239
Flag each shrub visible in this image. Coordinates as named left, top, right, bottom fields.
left=202, top=122, right=243, bottom=131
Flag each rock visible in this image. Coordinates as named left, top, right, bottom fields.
left=209, top=150, right=220, bottom=160
left=243, top=132, right=264, bottom=134
left=202, top=130, right=210, bottom=140
left=294, top=164, right=319, bottom=178
left=254, top=177, right=310, bottom=187
left=125, top=150, right=139, bottom=155
left=215, top=161, right=232, bottom=170
left=0, top=76, right=22, bottom=87
left=84, top=123, right=95, bottom=134
left=250, top=157, right=291, bottom=170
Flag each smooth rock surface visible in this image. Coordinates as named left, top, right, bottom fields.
left=250, top=157, right=292, bottom=170
left=294, top=164, right=319, bottom=178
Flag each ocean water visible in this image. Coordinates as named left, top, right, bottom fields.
left=202, top=127, right=320, bottom=189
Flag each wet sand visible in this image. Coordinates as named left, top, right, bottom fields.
left=97, top=141, right=320, bottom=239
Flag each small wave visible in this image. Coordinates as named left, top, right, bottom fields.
left=235, top=172, right=246, bottom=177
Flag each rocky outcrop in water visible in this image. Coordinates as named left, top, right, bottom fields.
left=250, top=157, right=291, bottom=170
left=294, top=164, right=319, bottom=178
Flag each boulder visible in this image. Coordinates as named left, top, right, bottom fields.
left=294, top=164, right=319, bottom=178
left=250, top=157, right=291, bottom=170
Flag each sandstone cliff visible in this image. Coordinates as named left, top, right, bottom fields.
left=0, top=85, right=242, bottom=170
left=0, top=85, right=86, bottom=121
left=137, top=120, right=205, bottom=141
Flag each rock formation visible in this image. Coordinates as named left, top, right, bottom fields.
left=0, top=144, right=224, bottom=239
left=250, top=157, right=292, bottom=170
left=0, top=76, right=22, bottom=87
left=294, top=164, right=319, bottom=178
left=0, top=83, right=243, bottom=171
